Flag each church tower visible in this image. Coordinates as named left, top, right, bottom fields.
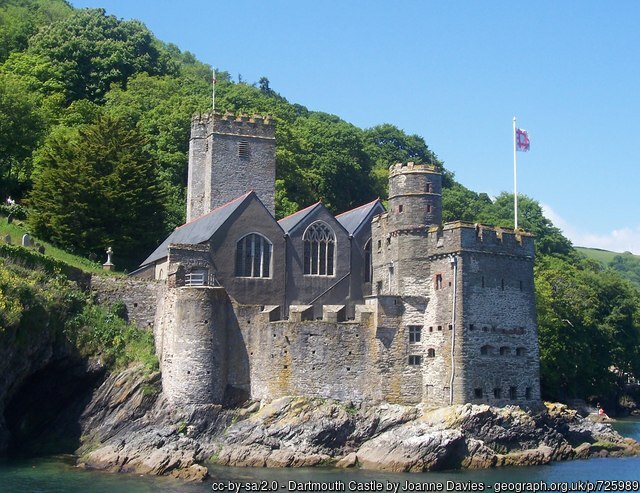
left=186, top=112, right=276, bottom=222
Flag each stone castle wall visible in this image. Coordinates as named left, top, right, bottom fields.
left=90, top=275, right=161, bottom=330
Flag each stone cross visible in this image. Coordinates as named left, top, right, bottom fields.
left=103, top=246, right=114, bottom=271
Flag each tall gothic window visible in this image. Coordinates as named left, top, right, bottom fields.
left=303, top=221, right=335, bottom=276
left=364, top=239, right=372, bottom=282
left=235, top=233, right=271, bottom=278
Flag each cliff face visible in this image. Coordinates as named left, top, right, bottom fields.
left=0, top=320, right=93, bottom=453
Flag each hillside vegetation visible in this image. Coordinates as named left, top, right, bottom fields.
left=1, top=0, right=640, bottom=407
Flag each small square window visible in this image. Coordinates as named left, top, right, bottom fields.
left=474, top=388, right=483, bottom=399
left=408, top=355, right=423, bottom=365
left=398, top=204, right=404, bottom=213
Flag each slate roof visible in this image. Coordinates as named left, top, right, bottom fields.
left=277, top=201, right=322, bottom=234
left=140, top=192, right=253, bottom=266
left=336, top=199, right=385, bottom=236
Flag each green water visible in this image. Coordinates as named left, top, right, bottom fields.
left=2, top=419, right=640, bottom=493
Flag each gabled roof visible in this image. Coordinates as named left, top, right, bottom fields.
left=277, top=201, right=323, bottom=234
left=336, top=199, right=385, bottom=236
left=140, top=192, right=253, bottom=266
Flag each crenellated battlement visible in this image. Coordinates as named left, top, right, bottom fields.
left=388, top=161, right=440, bottom=177
left=425, top=221, right=535, bottom=258
left=190, top=111, right=275, bottom=139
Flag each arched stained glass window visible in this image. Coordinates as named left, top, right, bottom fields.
left=235, top=233, right=272, bottom=278
left=303, top=221, right=335, bottom=276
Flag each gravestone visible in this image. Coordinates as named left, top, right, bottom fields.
left=38, top=245, right=45, bottom=254
left=21, top=233, right=30, bottom=247
left=4, top=234, right=11, bottom=244
left=88, top=252, right=97, bottom=261
left=103, top=246, right=114, bottom=271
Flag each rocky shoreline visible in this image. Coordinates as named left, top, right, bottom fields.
left=66, top=367, right=640, bottom=481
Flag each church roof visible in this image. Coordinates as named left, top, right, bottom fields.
left=140, top=192, right=253, bottom=266
left=277, top=201, right=323, bottom=234
left=336, top=199, right=385, bottom=236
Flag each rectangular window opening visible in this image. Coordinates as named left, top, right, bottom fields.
left=408, top=355, right=423, bottom=365
left=408, top=325, right=422, bottom=343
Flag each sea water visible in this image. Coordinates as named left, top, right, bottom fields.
left=1, top=419, right=639, bottom=493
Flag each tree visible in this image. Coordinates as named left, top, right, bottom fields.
left=363, top=124, right=442, bottom=198
left=0, top=72, right=50, bottom=197
left=476, top=193, right=574, bottom=257
left=0, top=0, right=71, bottom=63
left=28, top=116, right=167, bottom=268
left=28, top=8, right=177, bottom=103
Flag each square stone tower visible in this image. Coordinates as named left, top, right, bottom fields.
left=186, top=112, right=276, bottom=222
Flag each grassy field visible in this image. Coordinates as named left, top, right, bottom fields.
left=575, top=246, right=639, bottom=265
left=0, top=216, right=113, bottom=274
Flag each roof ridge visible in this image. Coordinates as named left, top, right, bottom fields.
left=277, top=201, right=321, bottom=222
left=335, top=198, right=381, bottom=218
left=177, top=191, right=253, bottom=230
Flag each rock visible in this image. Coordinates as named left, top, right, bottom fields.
left=336, top=452, right=358, bottom=468
left=4, top=354, right=640, bottom=480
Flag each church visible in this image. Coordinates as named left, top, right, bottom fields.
left=131, top=111, right=541, bottom=409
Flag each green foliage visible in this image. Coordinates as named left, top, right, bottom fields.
left=608, top=252, right=640, bottom=289
left=27, top=8, right=178, bottom=103
left=535, top=256, right=640, bottom=401
left=0, top=255, right=85, bottom=334
left=0, top=203, right=27, bottom=219
left=65, top=300, right=158, bottom=373
left=0, top=0, right=71, bottom=63
left=28, top=115, right=167, bottom=268
left=475, top=192, right=575, bottom=258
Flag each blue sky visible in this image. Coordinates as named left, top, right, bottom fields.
left=70, top=0, right=640, bottom=254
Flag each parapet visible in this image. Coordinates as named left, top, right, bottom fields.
left=389, top=161, right=440, bottom=177
left=191, top=112, right=275, bottom=139
left=427, top=221, right=535, bottom=257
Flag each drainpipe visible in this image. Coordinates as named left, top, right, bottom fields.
left=283, top=233, right=288, bottom=319
left=449, top=254, right=458, bottom=405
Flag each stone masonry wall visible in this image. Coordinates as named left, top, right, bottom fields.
left=91, top=275, right=161, bottom=330
left=160, top=286, right=230, bottom=405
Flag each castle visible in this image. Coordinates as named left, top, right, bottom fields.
left=131, top=111, right=541, bottom=408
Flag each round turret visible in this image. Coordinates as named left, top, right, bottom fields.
left=387, top=162, right=442, bottom=227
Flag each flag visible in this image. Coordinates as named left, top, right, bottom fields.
left=516, top=128, right=530, bottom=152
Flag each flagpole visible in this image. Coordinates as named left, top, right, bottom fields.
left=212, top=68, right=216, bottom=115
left=513, top=116, right=518, bottom=230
